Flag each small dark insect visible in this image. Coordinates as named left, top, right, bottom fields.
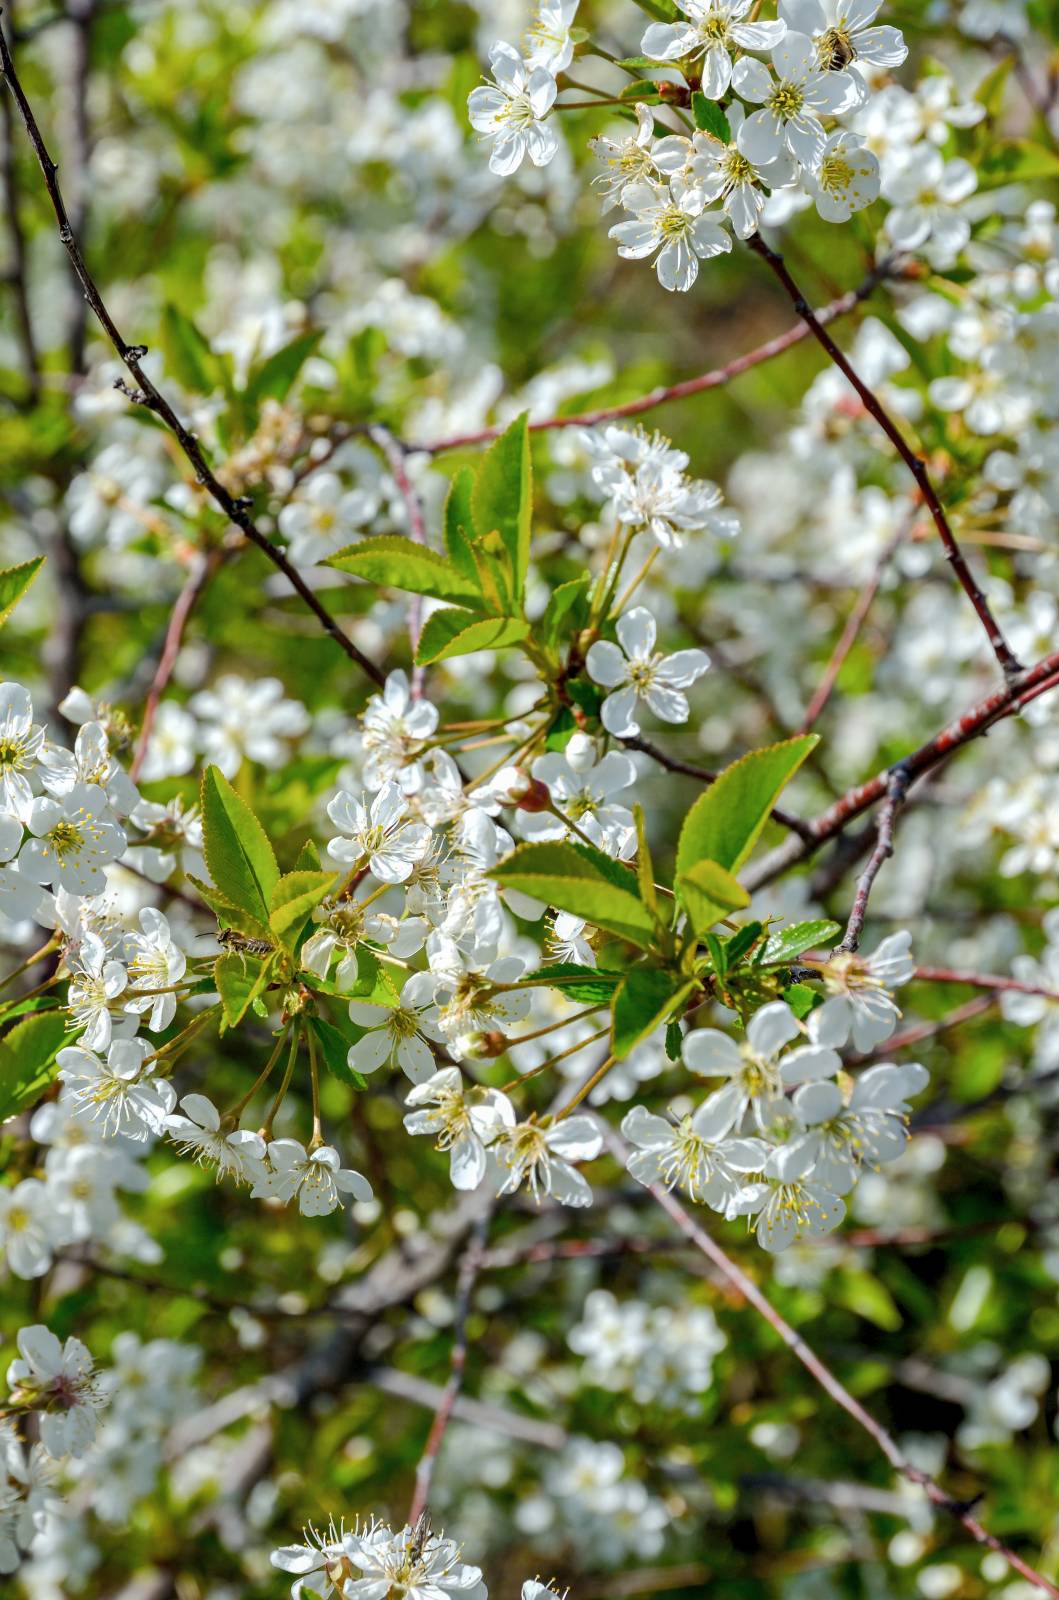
left=217, top=928, right=274, bottom=956
left=825, top=29, right=856, bottom=68
left=409, top=1511, right=432, bottom=1561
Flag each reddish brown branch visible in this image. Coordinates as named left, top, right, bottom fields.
left=606, top=1129, right=1059, bottom=1598
left=130, top=544, right=229, bottom=783
left=838, top=764, right=911, bottom=952
left=0, top=6, right=38, bottom=403
left=0, top=32, right=385, bottom=689
left=748, top=234, right=1022, bottom=681
left=798, top=517, right=910, bottom=732
left=411, top=265, right=891, bottom=455
left=623, top=733, right=813, bottom=841
left=745, top=644, right=1059, bottom=892
left=407, top=1213, right=489, bottom=1525
left=914, top=966, right=1059, bottom=1001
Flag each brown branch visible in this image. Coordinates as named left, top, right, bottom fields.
left=411, top=263, right=892, bottom=455
left=747, top=234, right=1022, bottom=682
left=0, top=31, right=386, bottom=688
left=0, top=5, right=38, bottom=402
left=744, top=644, right=1059, bottom=892
left=65, top=0, right=94, bottom=375
left=798, top=516, right=910, bottom=732
left=838, top=764, right=911, bottom=953
left=846, top=995, right=994, bottom=1064
left=407, top=1212, right=489, bottom=1525
left=603, top=1128, right=1059, bottom=1598
left=129, top=544, right=230, bottom=783
left=913, top=966, right=1059, bottom=1001
left=622, top=733, right=813, bottom=842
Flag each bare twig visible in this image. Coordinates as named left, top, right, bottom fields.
left=0, top=30, right=386, bottom=688
left=913, top=966, right=1059, bottom=1001
left=407, top=1212, right=490, bottom=1524
left=744, top=644, right=1059, bottom=892
left=838, top=763, right=911, bottom=952
left=798, top=516, right=911, bottom=732
left=411, top=263, right=893, bottom=454
left=748, top=234, right=1022, bottom=681
left=0, top=5, right=38, bottom=402
left=130, top=544, right=229, bottom=783
left=622, top=733, right=813, bottom=842
left=604, top=1128, right=1059, bottom=1598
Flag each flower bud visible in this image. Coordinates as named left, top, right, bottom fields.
left=564, top=731, right=598, bottom=773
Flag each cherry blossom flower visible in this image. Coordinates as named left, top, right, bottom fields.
left=525, top=0, right=580, bottom=75
left=494, top=1114, right=602, bottom=1206
left=0, top=1181, right=56, bottom=1279
left=164, top=1094, right=267, bottom=1182
left=519, top=750, right=636, bottom=851
left=641, top=0, right=787, bottom=100
left=341, top=1518, right=488, bottom=1600
left=326, top=780, right=432, bottom=884
left=252, top=1139, right=372, bottom=1215
left=189, top=675, right=309, bottom=778
left=882, top=150, right=978, bottom=268
left=277, top=471, right=378, bottom=567
left=683, top=106, right=796, bottom=239
left=467, top=42, right=558, bottom=178
left=360, top=669, right=439, bottom=791
left=732, top=32, right=858, bottom=173
left=586, top=607, right=710, bottom=738
left=784, top=1061, right=928, bottom=1192
left=19, top=785, right=126, bottom=897
left=684, top=1001, right=841, bottom=1131
left=124, top=907, right=186, bottom=1031
left=0, top=683, right=45, bottom=819
left=609, top=181, right=731, bottom=292
left=404, top=1066, right=515, bottom=1190
left=779, top=0, right=907, bottom=98
left=809, top=930, right=913, bottom=1050
left=6, top=1326, right=106, bottom=1459
left=806, top=129, right=879, bottom=221
left=347, top=970, right=445, bottom=1082
left=57, top=1038, right=176, bottom=1141
left=67, top=931, right=128, bottom=1052
left=621, top=1101, right=768, bottom=1207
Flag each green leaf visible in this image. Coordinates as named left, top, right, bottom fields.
left=0, top=555, right=44, bottom=627
left=539, top=574, right=591, bottom=653
left=762, top=919, right=841, bottom=965
left=215, top=952, right=274, bottom=1029
left=244, top=329, right=324, bottom=406
left=675, top=735, right=818, bottom=885
left=782, top=982, right=818, bottom=1020
left=347, top=945, right=403, bottom=1007
left=725, top=922, right=764, bottom=967
left=836, top=1268, right=903, bottom=1332
left=471, top=413, right=532, bottom=604
left=187, top=875, right=274, bottom=943
left=443, top=467, right=481, bottom=589
left=665, top=1020, right=683, bottom=1060
left=200, top=766, right=280, bottom=923
left=633, top=805, right=660, bottom=924
left=974, top=55, right=1013, bottom=116
left=612, top=969, right=694, bottom=1060
left=415, top=607, right=531, bottom=665
left=518, top=963, right=623, bottom=1003
left=679, top=858, right=751, bottom=936
left=309, top=1014, right=367, bottom=1089
left=487, top=841, right=657, bottom=949
left=978, top=139, right=1059, bottom=189
left=294, top=838, right=322, bottom=872
left=0, top=1012, right=69, bottom=1122
left=161, top=304, right=229, bottom=396
left=326, top=535, right=483, bottom=606
left=616, top=55, right=666, bottom=70
left=270, top=869, right=336, bottom=945
left=691, top=92, right=731, bottom=142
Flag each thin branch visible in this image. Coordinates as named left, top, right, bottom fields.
left=913, top=966, right=1059, bottom=1001
left=0, top=5, right=39, bottom=402
left=411, top=263, right=893, bottom=455
left=603, top=1128, right=1059, bottom=1598
left=0, top=31, right=385, bottom=688
left=622, top=733, right=813, bottom=842
left=838, top=763, right=911, bottom=953
left=130, top=544, right=228, bottom=783
left=846, top=995, right=994, bottom=1065
left=744, top=643, right=1059, bottom=892
left=407, top=1212, right=490, bottom=1524
left=369, top=424, right=427, bottom=698
left=798, top=515, right=911, bottom=732
left=747, top=234, right=1022, bottom=682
